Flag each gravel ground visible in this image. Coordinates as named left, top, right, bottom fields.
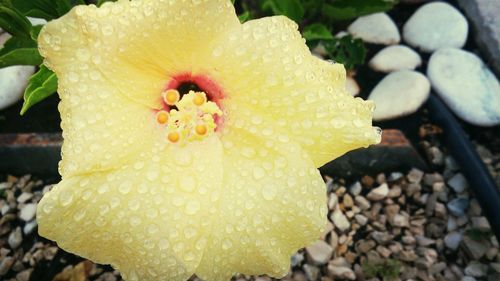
left=0, top=124, right=499, bottom=281
left=1, top=147, right=499, bottom=281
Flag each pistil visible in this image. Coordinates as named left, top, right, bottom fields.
left=156, top=90, right=222, bottom=144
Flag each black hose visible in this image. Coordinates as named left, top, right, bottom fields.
left=426, top=94, right=500, bottom=241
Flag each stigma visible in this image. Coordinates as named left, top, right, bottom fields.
left=156, top=90, right=222, bottom=144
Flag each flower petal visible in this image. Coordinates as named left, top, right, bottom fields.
left=37, top=0, right=239, bottom=176
left=195, top=127, right=327, bottom=280
left=39, top=0, right=239, bottom=108
left=209, top=16, right=381, bottom=167
left=37, top=136, right=223, bottom=281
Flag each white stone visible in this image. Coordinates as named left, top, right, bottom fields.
left=366, top=183, right=389, bottom=201
left=465, top=262, right=488, bottom=277
left=0, top=33, right=35, bottom=110
left=448, top=173, right=468, bottom=193
left=348, top=13, right=400, bottom=45
left=331, top=209, right=350, bottom=232
left=28, top=17, right=47, bottom=26
left=444, top=232, right=463, bottom=250
left=306, top=240, right=333, bottom=265
left=327, top=265, right=356, bottom=280
left=428, top=48, right=500, bottom=126
left=403, top=2, right=468, bottom=52
left=368, top=70, right=430, bottom=121
left=369, top=45, right=422, bottom=73
left=19, top=203, right=37, bottom=222
left=345, top=76, right=360, bottom=96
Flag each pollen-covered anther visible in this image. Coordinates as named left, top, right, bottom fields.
left=195, top=124, right=208, bottom=136
left=156, top=111, right=169, bottom=125
left=160, top=91, right=222, bottom=144
left=163, top=89, right=180, bottom=106
left=193, top=92, right=206, bottom=106
left=167, top=131, right=180, bottom=143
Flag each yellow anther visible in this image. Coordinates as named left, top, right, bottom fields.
left=167, top=131, right=180, bottom=143
left=193, top=92, right=206, bottom=106
left=163, top=89, right=180, bottom=106
left=156, top=111, right=169, bottom=125
left=195, top=124, right=208, bottom=136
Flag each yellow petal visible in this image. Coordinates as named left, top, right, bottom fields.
left=208, top=16, right=381, bottom=167
left=195, top=127, right=327, bottom=280
left=37, top=0, right=239, bottom=176
left=39, top=0, right=239, bottom=108
left=37, top=136, right=223, bottom=281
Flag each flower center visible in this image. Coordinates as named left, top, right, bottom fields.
left=155, top=73, right=225, bottom=144
left=156, top=89, right=222, bottom=144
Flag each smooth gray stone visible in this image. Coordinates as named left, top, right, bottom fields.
left=458, top=0, right=500, bottom=76
left=427, top=48, right=500, bottom=126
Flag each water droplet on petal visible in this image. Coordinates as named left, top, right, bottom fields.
left=262, top=186, right=277, bottom=200
left=185, top=200, right=200, bottom=215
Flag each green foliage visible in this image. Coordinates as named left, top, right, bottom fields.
left=322, top=0, right=398, bottom=21
left=362, top=259, right=402, bottom=281
left=260, top=0, right=305, bottom=23
left=7, top=0, right=85, bottom=21
left=255, top=0, right=398, bottom=70
left=465, top=228, right=492, bottom=241
left=21, top=65, right=58, bottom=115
left=238, top=11, right=251, bottom=23
left=0, top=5, right=32, bottom=37
left=97, top=0, right=117, bottom=7
left=0, top=35, right=42, bottom=68
left=322, top=35, right=366, bottom=70
left=302, top=23, right=333, bottom=41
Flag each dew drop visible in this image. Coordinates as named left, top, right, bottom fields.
left=118, top=182, right=132, bottom=194
left=179, top=177, right=197, bottom=193
left=146, top=170, right=159, bottom=181
left=262, top=186, right=277, bottom=200
left=128, top=199, right=140, bottom=211
left=241, top=147, right=256, bottom=158
left=73, top=209, right=86, bottom=221
left=134, top=162, right=145, bottom=170
left=138, top=183, right=148, bottom=194
left=59, top=190, right=73, bottom=206
left=185, top=200, right=200, bottom=215
left=184, top=227, right=197, bottom=239
left=130, top=216, right=141, bottom=227
left=175, top=151, right=192, bottom=166
left=253, top=167, right=265, bottom=180
left=222, top=239, right=233, bottom=250
left=158, top=239, right=169, bottom=250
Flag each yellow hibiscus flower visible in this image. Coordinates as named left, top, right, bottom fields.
left=35, top=0, right=380, bottom=280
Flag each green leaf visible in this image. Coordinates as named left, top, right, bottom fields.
left=260, top=0, right=304, bottom=23
left=302, top=23, right=334, bottom=41
left=323, top=0, right=398, bottom=21
left=30, top=24, right=44, bottom=41
left=0, top=5, right=32, bottom=37
left=9, top=0, right=85, bottom=20
left=238, top=11, right=251, bottom=23
left=322, top=35, right=366, bottom=70
left=97, top=0, right=117, bottom=7
left=21, top=65, right=58, bottom=115
left=0, top=35, right=42, bottom=67
left=9, top=0, right=57, bottom=20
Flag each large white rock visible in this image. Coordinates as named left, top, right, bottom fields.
left=0, top=33, right=36, bottom=110
left=369, top=45, right=422, bottom=73
left=427, top=48, right=500, bottom=126
left=348, top=13, right=400, bottom=45
left=28, top=17, right=47, bottom=26
left=403, top=2, right=468, bottom=52
left=345, top=76, right=360, bottom=96
left=369, top=70, right=430, bottom=121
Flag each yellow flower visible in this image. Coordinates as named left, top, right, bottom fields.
left=36, top=0, right=380, bottom=280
